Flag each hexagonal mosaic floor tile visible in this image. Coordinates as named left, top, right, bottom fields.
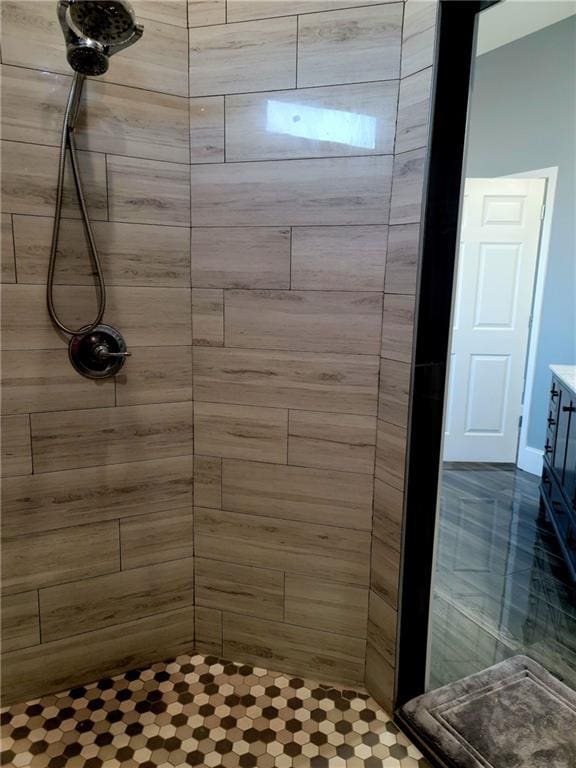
left=0, top=654, right=432, bottom=767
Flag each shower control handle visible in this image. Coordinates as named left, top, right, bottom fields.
left=94, top=344, right=131, bottom=359
left=69, top=324, right=130, bottom=379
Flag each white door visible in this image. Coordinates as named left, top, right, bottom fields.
left=443, top=178, right=546, bottom=463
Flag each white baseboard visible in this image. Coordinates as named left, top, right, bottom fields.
left=517, top=445, right=543, bottom=476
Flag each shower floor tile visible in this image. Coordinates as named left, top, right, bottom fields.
left=1, top=654, right=431, bottom=768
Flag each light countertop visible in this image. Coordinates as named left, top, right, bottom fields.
left=550, top=364, right=576, bottom=394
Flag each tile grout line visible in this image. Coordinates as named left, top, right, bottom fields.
left=295, top=14, right=299, bottom=89
left=118, top=519, right=123, bottom=571
left=10, top=213, right=18, bottom=283
left=37, top=589, right=43, bottom=645
left=27, top=412, right=35, bottom=476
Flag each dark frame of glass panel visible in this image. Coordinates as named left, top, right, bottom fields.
left=393, top=0, right=501, bottom=755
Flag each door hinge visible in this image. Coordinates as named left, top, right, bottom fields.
left=518, top=414, right=523, bottom=430
left=540, top=204, right=546, bottom=220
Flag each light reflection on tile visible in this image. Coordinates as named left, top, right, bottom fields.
left=225, top=82, right=397, bottom=162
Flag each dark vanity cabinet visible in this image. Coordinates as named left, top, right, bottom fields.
left=540, top=373, right=576, bottom=582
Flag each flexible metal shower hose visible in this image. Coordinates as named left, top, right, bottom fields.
left=47, top=72, right=106, bottom=336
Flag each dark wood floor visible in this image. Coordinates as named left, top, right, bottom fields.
left=428, top=464, right=576, bottom=691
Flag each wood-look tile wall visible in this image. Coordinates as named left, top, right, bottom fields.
left=188, top=0, right=407, bottom=693
left=1, top=0, right=438, bottom=709
left=365, top=0, right=438, bottom=712
left=0, top=0, right=193, bottom=704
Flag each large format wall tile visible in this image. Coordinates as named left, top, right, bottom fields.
left=1, top=66, right=190, bottom=163
left=1, top=214, right=16, bottom=283
left=30, top=402, right=193, bottom=473
left=371, top=534, right=401, bottom=611
left=401, top=0, right=438, bottom=79
left=116, top=346, right=193, bottom=406
left=222, top=613, right=365, bottom=686
left=365, top=619, right=395, bottom=713
left=297, top=4, right=402, bottom=88
left=196, top=558, right=284, bottom=621
left=378, top=358, right=411, bottom=428
left=187, top=0, right=226, bottom=27
left=284, top=575, right=369, bottom=638
left=191, top=227, right=290, bottom=289
left=390, top=147, right=427, bottom=226
left=120, top=508, right=194, bottom=569
left=291, top=226, right=387, bottom=291
left=0, top=3, right=189, bottom=96
left=373, top=479, right=403, bottom=554
left=194, top=456, right=222, bottom=509
left=221, top=459, right=373, bottom=529
left=190, top=97, right=225, bottom=163
left=78, top=80, right=190, bottom=163
left=395, top=67, right=433, bottom=154
left=195, top=606, right=222, bottom=655
left=384, top=223, right=421, bottom=295
left=100, top=17, right=189, bottom=96
left=40, top=558, right=195, bottom=642
left=195, top=507, right=371, bottom=586
left=192, top=288, right=224, bottom=346
left=2, top=521, right=119, bottom=595
left=1, top=591, right=40, bottom=653
left=224, top=289, right=382, bottom=355
left=190, top=156, right=392, bottom=226
left=375, top=419, right=407, bottom=492
left=0, top=65, right=71, bottom=147
left=189, top=17, right=297, bottom=97
left=0, top=0, right=437, bottom=708
left=1, top=141, right=107, bottom=220
left=194, top=403, right=288, bottom=464
left=0, top=0, right=196, bottom=704
left=225, top=81, right=398, bottom=161
left=1, top=284, right=192, bottom=350
left=13, top=216, right=191, bottom=287
left=1, top=1, right=69, bottom=77
left=227, top=0, right=388, bottom=22
left=193, top=347, right=379, bottom=415
left=132, top=0, right=188, bottom=27
left=1, top=456, right=193, bottom=538
left=368, top=589, right=397, bottom=668
left=1, top=349, right=115, bottom=415
left=287, top=410, right=376, bottom=475
left=0, top=415, right=32, bottom=478
left=107, top=155, right=191, bottom=226
left=380, top=294, right=416, bottom=363
left=1, top=607, right=195, bottom=705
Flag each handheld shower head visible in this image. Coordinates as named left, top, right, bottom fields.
left=69, top=0, right=137, bottom=45
left=57, top=0, right=143, bottom=76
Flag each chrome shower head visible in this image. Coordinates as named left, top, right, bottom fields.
left=57, top=0, right=143, bottom=76
left=69, top=0, right=136, bottom=45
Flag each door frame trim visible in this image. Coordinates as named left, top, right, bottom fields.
left=510, top=166, right=558, bottom=476
left=394, top=0, right=500, bottom=711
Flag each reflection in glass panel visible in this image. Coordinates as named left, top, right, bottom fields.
left=426, top=0, right=576, bottom=693
left=265, top=99, right=377, bottom=149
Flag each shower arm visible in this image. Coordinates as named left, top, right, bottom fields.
left=47, top=72, right=106, bottom=336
